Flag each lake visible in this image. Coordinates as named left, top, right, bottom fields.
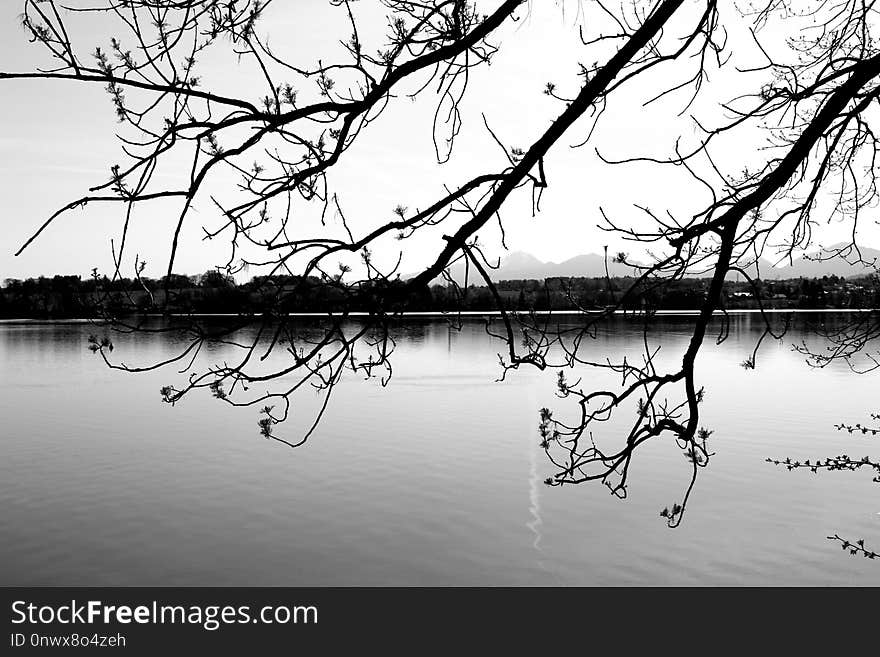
left=0, top=313, right=878, bottom=585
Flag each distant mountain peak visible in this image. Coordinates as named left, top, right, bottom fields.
left=761, top=243, right=880, bottom=279
left=421, top=249, right=642, bottom=284
left=414, top=243, right=880, bottom=286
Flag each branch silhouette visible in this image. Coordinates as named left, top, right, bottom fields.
left=4, top=0, right=879, bottom=553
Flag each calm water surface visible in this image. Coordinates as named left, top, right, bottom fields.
left=0, top=314, right=878, bottom=585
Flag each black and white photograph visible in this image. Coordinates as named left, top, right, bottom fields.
left=1, top=0, right=879, bottom=630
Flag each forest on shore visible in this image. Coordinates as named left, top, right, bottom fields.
left=2, top=270, right=878, bottom=319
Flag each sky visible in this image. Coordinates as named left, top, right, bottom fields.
left=1, top=0, right=878, bottom=282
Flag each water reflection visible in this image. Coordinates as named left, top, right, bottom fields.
left=527, top=439, right=543, bottom=552
left=0, top=315, right=877, bottom=585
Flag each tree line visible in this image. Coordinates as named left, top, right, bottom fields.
left=3, top=271, right=877, bottom=319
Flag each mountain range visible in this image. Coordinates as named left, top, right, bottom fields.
left=424, top=244, right=880, bottom=284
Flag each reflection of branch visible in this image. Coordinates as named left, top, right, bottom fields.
left=462, top=243, right=546, bottom=371
left=827, top=535, right=878, bottom=560
left=768, top=410, right=878, bottom=562
left=767, top=411, right=879, bottom=483
left=766, top=454, right=880, bottom=482
left=795, top=310, right=880, bottom=373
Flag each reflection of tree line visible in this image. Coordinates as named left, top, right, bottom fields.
left=2, top=272, right=879, bottom=318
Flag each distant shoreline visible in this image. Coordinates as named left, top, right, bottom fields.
left=4, top=272, right=876, bottom=320
left=1, top=308, right=876, bottom=325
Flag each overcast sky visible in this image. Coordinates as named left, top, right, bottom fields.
left=1, top=0, right=877, bottom=282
